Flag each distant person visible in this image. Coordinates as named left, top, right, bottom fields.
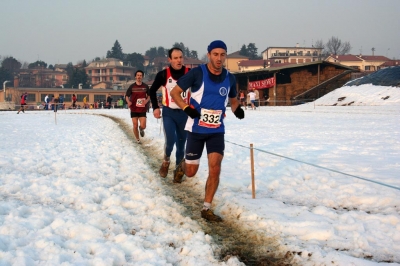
left=83, top=96, right=87, bottom=109
left=254, top=89, right=260, bottom=108
left=72, top=94, right=77, bottom=109
left=50, top=96, right=54, bottom=110
left=44, top=94, right=49, bottom=110
left=106, top=94, right=113, bottom=109
left=54, top=96, right=59, bottom=112
left=149, top=47, right=190, bottom=179
left=123, top=96, right=127, bottom=109
left=125, top=70, right=150, bottom=144
left=17, top=92, right=28, bottom=114
left=239, top=90, right=246, bottom=110
left=59, top=95, right=64, bottom=109
left=118, top=98, right=123, bottom=108
left=170, top=40, right=244, bottom=222
left=248, top=89, right=256, bottom=110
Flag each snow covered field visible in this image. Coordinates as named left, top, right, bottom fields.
left=0, top=84, right=399, bottom=265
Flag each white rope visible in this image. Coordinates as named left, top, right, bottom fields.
left=225, top=139, right=400, bottom=191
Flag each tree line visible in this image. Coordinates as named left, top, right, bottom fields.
left=0, top=36, right=351, bottom=88
left=0, top=40, right=200, bottom=88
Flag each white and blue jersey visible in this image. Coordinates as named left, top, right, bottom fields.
left=177, top=64, right=237, bottom=134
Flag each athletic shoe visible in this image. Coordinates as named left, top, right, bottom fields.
left=159, top=161, right=170, bottom=178
left=201, top=209, right=222, bottom=222
left=173, top=159, right=185, bottom=183
left=139, top=128, right=145, bottom=137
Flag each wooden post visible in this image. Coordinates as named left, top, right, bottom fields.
left=250, top=143, right=255, bottom=199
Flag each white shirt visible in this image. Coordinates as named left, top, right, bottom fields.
left=248, top=92, right=256, bottom=101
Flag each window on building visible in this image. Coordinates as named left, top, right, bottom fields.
left=94, top=94, right=106, bottom=102
left=27, top=94, right=35, bottom=102
left=64, top=94, right=72, bottom=102
left=77, top=94, right=89, bottom=102
left=41, top=94, right=47, bottom=101
left=365, top=66, right=371, bottom=71
left=109, top=69, right=113, bottom=74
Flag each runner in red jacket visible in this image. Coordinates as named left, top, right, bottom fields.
left=125, top=70, right=150, bottom=143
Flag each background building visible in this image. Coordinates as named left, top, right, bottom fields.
left=85, top=58, right=135, bottom=89
left=261, top=44, right=323, bottom=64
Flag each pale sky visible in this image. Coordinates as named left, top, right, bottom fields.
left=1, top=0, right=399, bottom=65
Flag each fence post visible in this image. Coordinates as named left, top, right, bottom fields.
left=250, top=143, right=256, bottom=199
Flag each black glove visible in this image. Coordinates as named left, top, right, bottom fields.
left=183, top=105, right=201, bottom=119
left=234, top=106, right=245, bottom=119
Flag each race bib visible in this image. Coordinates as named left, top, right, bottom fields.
left=170, top=91, right=188, bottom=103
left=136, top=98, right=146, bottom=107
left=198, top=108, right=222, bottom=128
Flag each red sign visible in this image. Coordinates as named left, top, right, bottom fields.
left=248, top=77, right=275, bottom=90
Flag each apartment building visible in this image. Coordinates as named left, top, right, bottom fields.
left=261, top=44, right=323, bottom=64
left=85, top=58, right=135, bottom=89
left=15, top=67, right=68, bottom=88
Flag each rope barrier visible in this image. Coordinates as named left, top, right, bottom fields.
left=225, top=139, right=400, bottom=191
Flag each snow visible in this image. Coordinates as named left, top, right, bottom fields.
left=0, top=84, right=399, bottom=265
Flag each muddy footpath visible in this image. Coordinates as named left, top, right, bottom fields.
left=102, top=114, right=297, bottom=266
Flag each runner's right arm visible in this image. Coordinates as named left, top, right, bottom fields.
left=149, top=70, right=166, bottom=111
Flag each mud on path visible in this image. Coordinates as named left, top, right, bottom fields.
left=101, top=114, right=296, bottom=266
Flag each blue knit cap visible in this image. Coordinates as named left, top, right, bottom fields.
left=207, top=40, right=227, bottom=53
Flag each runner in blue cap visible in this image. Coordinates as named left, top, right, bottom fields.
left=170, top=40, right=245, bottom=222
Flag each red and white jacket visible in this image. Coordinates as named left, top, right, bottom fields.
left=161, top=67, right=190, bottom=109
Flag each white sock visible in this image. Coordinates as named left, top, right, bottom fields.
left=203, top=202, right=211, bottom=210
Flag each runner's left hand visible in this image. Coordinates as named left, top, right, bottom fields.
left=234, top=106, right=244, bottom=119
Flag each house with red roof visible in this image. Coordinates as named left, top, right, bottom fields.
left=325, top=54, right=391, bottom=72
left=225, top=51, right=249, bottom=72
left=380, top=60, right=400, bottom=68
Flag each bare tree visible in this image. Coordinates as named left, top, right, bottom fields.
left=21, top=61, right=29, bottom=69
left=314, top=39, right=325, bottom=49
left=326, top=36, right=351, bottom=55
left=200, top=53, right=208, bottom=63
